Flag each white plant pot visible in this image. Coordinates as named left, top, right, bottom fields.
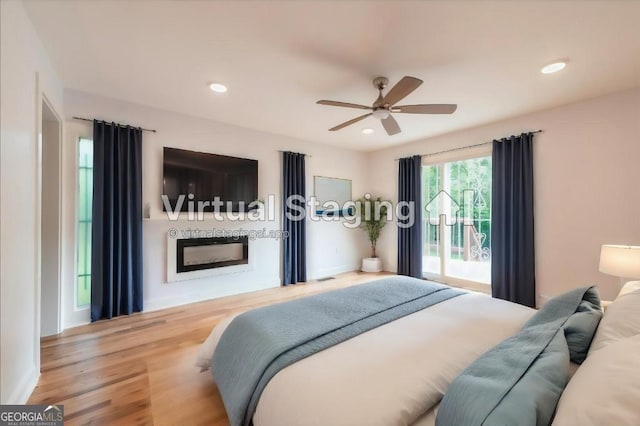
left=362, top=257, right=382, bottom=273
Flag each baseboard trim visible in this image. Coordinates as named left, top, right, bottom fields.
left=144, top=277, right=281, bottom=312
left=3, top=365, right=38, bottom=404
left=308, top=264, right=360, bottom=281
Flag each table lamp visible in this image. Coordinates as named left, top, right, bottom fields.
left=599, top=245, right=640, bottom=290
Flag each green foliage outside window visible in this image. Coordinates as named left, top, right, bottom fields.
left=77, top=138, right=93, bottom=307
left=422, top=156, right=492, bottom=259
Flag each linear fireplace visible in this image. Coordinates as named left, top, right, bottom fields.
left=176, top=236, right=249, bottom=273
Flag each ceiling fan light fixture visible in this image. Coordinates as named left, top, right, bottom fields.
left=209, top=82, right=228, bottom=93
left=372, top=108, right=390, bottom=120
left=316, top=76, right=456, bottom=136
left=541, top=61, right=567, bottom=74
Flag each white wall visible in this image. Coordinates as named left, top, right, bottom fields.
left=62, top=90, right=370, bottom=327
left=40, top=114, right=62, bottom=337
left=368, top=88, right=640, bottom=303
left=0, top=0, right=64, bottom=404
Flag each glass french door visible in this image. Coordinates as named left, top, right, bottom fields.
left=422, top=154, right=492, bottom=285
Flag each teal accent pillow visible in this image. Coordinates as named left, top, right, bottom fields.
left=563, top=287, right=602, bottom=363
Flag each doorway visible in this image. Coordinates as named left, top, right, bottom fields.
left=40, top=98, right=62, bottom=336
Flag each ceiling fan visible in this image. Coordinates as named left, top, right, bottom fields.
left=316, top=76, right=457, bottom=136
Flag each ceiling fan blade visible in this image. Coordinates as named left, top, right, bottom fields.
left=382, top=76, right=423, bottom=106
left=394, top=104, right=458, bottom=114
left=381, top=115, right=401, bottom=136
left=317, top=100, right=372, bottom=110
left=329, top=113, right=372, bottom=131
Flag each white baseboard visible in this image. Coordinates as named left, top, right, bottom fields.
left=3, top=365, right=38, bottom=404
left=144, top=276, right=281, bottom=312
left=308, top=263, right=360, bottom=281
left=64, top=317, right=90, bottom=329
left=60, top=277, right=282, bottom=330
left=61, top=266, right=364, bottom=331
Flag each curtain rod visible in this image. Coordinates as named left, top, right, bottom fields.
left=72, top=116, right=157, bottom=133
left=394, top=129, right=543, bottom=161
left=278, top=150, right=313, bottom=157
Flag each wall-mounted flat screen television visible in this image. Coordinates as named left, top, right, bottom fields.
left=162, top=147, right=258, bottom=213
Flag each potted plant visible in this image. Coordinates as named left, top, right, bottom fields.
left=354, top=194, right=389, bottom=272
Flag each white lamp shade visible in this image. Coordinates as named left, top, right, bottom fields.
left=599, top=245, right=640, bottom=278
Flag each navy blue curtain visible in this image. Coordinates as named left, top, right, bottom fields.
left=91, top=121, right=143, bottom=321
left=491, top=132, right=536, bottom=307
left=397, top=155, right=423, bottom=278
left=282, top=152, right=306, bottom=285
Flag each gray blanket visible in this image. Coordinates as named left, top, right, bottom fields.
left=436, top=286, right=602, bottom=426
left=212, top=276, right=463, bottom=426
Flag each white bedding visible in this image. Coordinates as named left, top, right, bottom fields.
left=411, top=405, right=439, bottom=426
left=202, top=292, right=535, bottom=426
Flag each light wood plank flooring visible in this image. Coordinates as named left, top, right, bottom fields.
left=28, top=272, right=390, bottom=425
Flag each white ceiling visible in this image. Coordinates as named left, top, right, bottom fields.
left=24, top=0, right=640, bottom=151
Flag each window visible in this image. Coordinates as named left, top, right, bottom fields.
left=77, top=138, right=93, bottom=307
left=422, top=154, right=492, bottom=285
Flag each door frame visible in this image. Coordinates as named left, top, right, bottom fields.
left=34, top=73, right=64, bottom=358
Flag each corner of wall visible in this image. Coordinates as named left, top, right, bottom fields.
left=0, top=0, right=64, bottom=404
left=2, top=365, right=38, bottom=404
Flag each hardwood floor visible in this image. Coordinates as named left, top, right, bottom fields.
left=28, top=272, right=390, bottom=425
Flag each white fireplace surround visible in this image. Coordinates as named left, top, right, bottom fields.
left=167, top=234, right=254, bottom=282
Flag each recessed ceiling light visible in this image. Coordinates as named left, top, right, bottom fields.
left=541, top=61, right=567, bottom=74
left=362, top=128, right=374, bottom=135
left=209, top=83, right=227, bottom=93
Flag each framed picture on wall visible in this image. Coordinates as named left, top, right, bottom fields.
left=313, top=176, right=352, bottom=217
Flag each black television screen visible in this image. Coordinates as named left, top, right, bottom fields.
left=162, top=147, right=258, bottom=213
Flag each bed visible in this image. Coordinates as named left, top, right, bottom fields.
left=197, top=277, right=640, bottom=426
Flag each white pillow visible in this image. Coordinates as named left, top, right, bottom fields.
left=588, top=285, right=640, bottom=354
left=553, top=335, right=640, bottom=426
left=618, top=280, right=640, bottom=298
left=195, top=311, right=243, bottom=372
